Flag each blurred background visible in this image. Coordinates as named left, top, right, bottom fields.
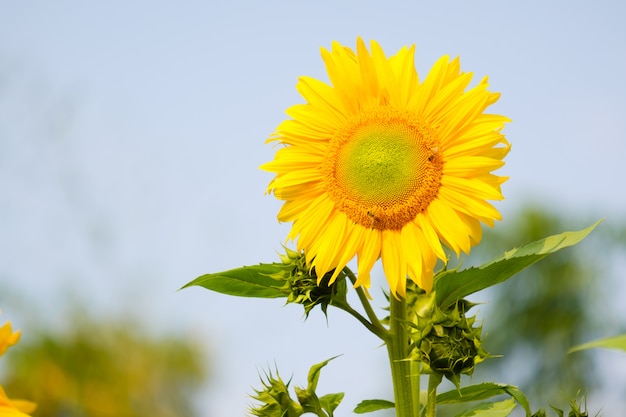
left=1, top=1, right=625, bottom=416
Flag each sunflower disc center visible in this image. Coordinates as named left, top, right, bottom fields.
left=324, top=107, right=443, bottom=230
left=337, top=129, right=421, bottom=204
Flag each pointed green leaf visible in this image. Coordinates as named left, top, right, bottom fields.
left=455, top=398, right=517, bottom=417
left=181, top=263, right=286, bottom=298
left=435, top=221, right=601, bottom=309
left=353, top=399, right=395, bottom=414
left=307, top=356, right=340, bottom=393
left=568, top=334, right=626, bottom=354
left=319, top=392, right=345, bottom=415
left=437, top=382, right=531, bottom=417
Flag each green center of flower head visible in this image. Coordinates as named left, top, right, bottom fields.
left=338, top=129, right=420, bottom=203
left=324, top=107, right=443, bottom=230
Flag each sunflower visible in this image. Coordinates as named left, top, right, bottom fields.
left=261, top=38, right=510, bottom=297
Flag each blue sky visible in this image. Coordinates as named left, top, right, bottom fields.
left=1, top=1, right=625, bottom=415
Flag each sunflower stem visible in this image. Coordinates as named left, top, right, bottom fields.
left=332, top=300, right=386, bottom=340
left=411, top=359, right=421, bottom=417
left=425, top=373, right=442, bottom=417
left=387, top=295, right=416, bottom=417
left=343, top=267, right=388, bottom=339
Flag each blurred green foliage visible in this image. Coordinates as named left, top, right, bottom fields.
left=464, top=206, right=626, bottom=411
left=1, top=311, right=207, bottom=417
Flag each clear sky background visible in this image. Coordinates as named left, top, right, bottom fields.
left=1, top=1, right=625, bottom=416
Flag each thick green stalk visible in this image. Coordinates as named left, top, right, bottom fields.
left=387, top=296, right=417, bottom=417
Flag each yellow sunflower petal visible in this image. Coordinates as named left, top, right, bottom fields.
left=286, top=103, right=339, bottom=133
left=271, top=119, right=331, bottom=142
left=400, top=221, right=425, bottom=283
left=425, top=198, right=472, bottom=256
left=407, top=225, right=438, bottom=292
left=354, top=229, right=382, bottom=289
left=370, top=40, right=399, bottom=105
left=292, top=196, right=336, bottom=253
left=414, top=213, right=446, bottom=261
left=388, top=44, right=418, bottom=106
left=321, top=42, right=360, bottom=114
left=296, top=76, right=349, bottom=124
left=356, top=37, right=381, bottom=102
left=381, top=229, right=407, bottom=297
left=308, top=212, right=351, bottom=279
left=409, top=55, right=451, bottom=114
left=329, top=221, right=367, bottom=284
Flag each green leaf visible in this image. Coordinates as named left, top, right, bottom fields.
left=181, top=263, right=286, bottom=298
left=435, top=220, right=602, bottom=309
left=296, top=357, right=343, bottom=417
left=353, top=399, right=395, bottom=414
left=568, top=333, right=626, bottom=354
left=455, top=398, right=517, bottom=417
left=437, top=382, right=531, bottom=417
left=307, top=356, right=340, bottom=393
left=319, top=392, right=345, bottom=415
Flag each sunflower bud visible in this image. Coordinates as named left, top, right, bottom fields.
left=271, top=247, right=348, bottom=317
left=407, top=283, right=488, bottom=386
left=249, top=359, right=343, bottom=417
left=249, top=370, right=304, bottom=417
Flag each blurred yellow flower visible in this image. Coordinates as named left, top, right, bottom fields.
left=262, top=37, right=509, bottom=297
left=0, top=314, right=35, bottom=417
left=0, top=320, right=20, bottom=357
left=0, top=386, right=36, bottom=417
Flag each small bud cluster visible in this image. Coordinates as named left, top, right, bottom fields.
left=249, top=370, right=303, bottom=417
left=532, top=394, right=589, bottom=417
left=271, top=247, right=348, bottom=317
left=249, top=360, right=344, bottom=417
left=406, top=283, right=488, bottom=387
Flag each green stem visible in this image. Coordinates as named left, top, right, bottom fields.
left=425, top=373, right=442, bottom=417
left=343, top=267, right=388, bottom=338
left=410, top=359, right=421, bottom=417
left=332, top=300, right=386, bottom=340
left=387, top=295, right=416, bottom=417
left=355, top=285, right=385, bottom=331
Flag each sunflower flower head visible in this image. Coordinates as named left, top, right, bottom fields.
left=262, top=37, right=510, bottom=297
